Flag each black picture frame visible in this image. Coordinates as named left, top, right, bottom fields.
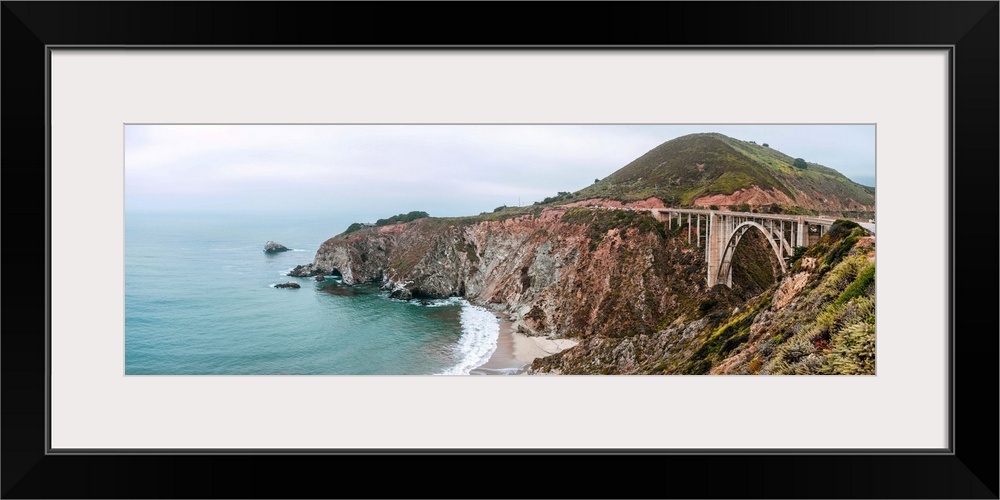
left=3, top=2, right=996, bottom=498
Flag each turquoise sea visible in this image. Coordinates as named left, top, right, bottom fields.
left=124, top=212, right=501, bottom=375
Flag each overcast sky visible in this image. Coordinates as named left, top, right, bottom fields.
left=125, top=124, right=875, bottom=220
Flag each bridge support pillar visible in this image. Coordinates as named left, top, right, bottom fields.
left=706, top=212, right=725, bottom=287
left=696, top=215, right=701, bottom=247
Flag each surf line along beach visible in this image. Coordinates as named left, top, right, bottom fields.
left=471, top=317, right=579, bottom=375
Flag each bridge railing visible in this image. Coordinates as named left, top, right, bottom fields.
left=651, top=208, right=843, bottom=226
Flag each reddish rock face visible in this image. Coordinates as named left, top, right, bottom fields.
left=691, top=185, right=871, bottom=212
left=533, top=221, right=876, bottom=375
left=307, top=206, right=706, bottom=340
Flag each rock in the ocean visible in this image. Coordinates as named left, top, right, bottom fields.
left=388, top=288, right=413, bottom=301
left=274, top=282, right=301, bottom=289
left=320, top=286, right=358, bottom=297
left=289, top=264, right=325, bottom=277
left=288, top=264, right=312, bottom=277
left=264, top=241, right=290, bottom=253
left=315, top=275, right=326, bottom=282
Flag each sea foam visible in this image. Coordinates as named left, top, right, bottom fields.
left=439, top=300, right=500, bottom=375
left=419, top=297, right=465, bottom=307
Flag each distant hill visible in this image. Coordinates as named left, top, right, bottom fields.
left=575, top=132, right=875, bottom=213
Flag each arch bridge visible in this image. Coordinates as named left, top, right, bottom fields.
left=651, top=208, right=840, bottom=288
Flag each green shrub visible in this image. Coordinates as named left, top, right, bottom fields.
left=375, top=211, right=430, bottom=226
left=343, top=222, right=365, bottom=234
left=790, top=245, right=809, bottom=263
left=539, top=191, right=574, bottom=205
left=834, top=264, right=875, bottom=307
left=815, top=255, right=869, bottom=302
left=825, top=219, right=862, bottom=240
left=698, top=298, right=718, bottom=315
left=824, top=235, right=861, bottom=267
left=823, top=321, right=875, bottom=375
left=683, top=295, right=770, bottom=373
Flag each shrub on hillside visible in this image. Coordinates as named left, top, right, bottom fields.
left=376, top=211, right=430, bottom=226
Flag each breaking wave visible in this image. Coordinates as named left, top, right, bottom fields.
left=439, top=300, right=500, bottom=375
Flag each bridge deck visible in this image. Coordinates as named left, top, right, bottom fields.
left=652, top=208, right=859, bottom=227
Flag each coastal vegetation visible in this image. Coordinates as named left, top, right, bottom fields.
left=344, top=210, right=430, bottom=234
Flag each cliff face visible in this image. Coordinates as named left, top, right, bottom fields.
left=292, top=210, right=875, bottom=375
left=294, top=207, right=711, bottom=339
left=532, top=220, right=875, bottom=375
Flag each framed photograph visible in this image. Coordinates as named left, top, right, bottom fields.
left=3, top=2, right=996, bottom=498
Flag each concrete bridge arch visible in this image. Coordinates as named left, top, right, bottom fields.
left=713, top=221, right=788, bottom=289
left=653, top=208, right=842, bottom=288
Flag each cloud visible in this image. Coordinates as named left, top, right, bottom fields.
left=125, top=124, right=876, bottom=213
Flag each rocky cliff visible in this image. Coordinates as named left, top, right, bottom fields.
left=292, top=210, right=875, bottom=375
left=532, top=219, right=875, bottom=374
left=291, top=207, right=712, bottom=340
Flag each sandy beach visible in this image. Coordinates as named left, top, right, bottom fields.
left=472, top=318, right=578, bottom=375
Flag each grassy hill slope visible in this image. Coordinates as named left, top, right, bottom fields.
left=575, top=132, right=875, bottom=212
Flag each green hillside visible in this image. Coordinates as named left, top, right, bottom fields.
left=574, top=133, right=875, bottom=212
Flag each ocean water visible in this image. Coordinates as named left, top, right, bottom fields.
left=124, top=212, right=500, bottom=375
